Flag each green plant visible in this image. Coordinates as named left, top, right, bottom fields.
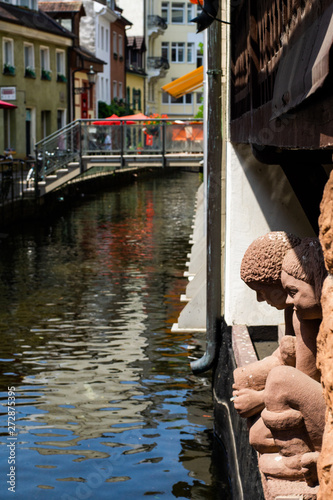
left=98, top=99, right=134, bottom=118
left=41, top=69, right=51, bottom=81
left=25, top=66, right=36, bottom=78
left=3, top=64, right=15, bottom=76
left=57, top=73, right=67, bottom=83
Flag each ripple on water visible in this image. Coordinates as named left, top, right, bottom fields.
left=0, top=172, right=231, bottom=499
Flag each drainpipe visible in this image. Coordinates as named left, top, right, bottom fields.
left=191, top=6, right=222, bottom=375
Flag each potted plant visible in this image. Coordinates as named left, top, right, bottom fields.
left=41, top=69, right=52, bottom=81
left=25, top=66, right=36, bottom=78
left=3, top=64, right=15, bottom=76
left=57, top=73, right=67, bottom=83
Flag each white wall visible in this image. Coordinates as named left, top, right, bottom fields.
left=224, top=141, right=315, bottom=326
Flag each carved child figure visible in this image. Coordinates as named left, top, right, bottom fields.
left=233, top=231, right=301, bottom=421
left=258, top=237, right=327, bottom=485
left=234, top=236, right=327, bottom=485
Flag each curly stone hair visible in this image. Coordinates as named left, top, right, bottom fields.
left=240, top=231, right=302, bottom=284
left=282, top=237, right=327, bottom=303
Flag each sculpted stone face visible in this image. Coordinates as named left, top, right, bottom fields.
left=281, top=270, right=322, bottom=320
left=247, top=281, right=288, bottom=310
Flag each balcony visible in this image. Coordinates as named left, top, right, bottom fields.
left=148, top=15, right=167, bottom=40
left=147, top=57, right=169, bottom=82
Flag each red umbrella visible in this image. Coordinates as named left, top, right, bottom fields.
left=0, top=100, right=17, bottom=109
left=120, top=113, right=149, bottom=122
left=93, top=114, right=119, bottom=125
left=93, top=113, right=149, bottom=125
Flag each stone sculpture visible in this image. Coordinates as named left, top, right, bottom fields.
left=233, top=235, right=327, bottom=486
left=317, top=171, right=333, bottom=499
left=233, top=231, right=301, bottom=421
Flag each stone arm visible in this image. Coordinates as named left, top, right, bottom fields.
left=232, top=336, right=296, bottom=418
left=233, top=335, right=296, bottom=391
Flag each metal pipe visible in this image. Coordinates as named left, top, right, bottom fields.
left=191, top=3, right=222, bottom=375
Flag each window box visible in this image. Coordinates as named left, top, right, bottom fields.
left=3, top=64, right=15, bottom=76
left=113, top=52, right=118, bottom=60
left=119, top=55, right=123, bottom=62
left=41, top=69, right=52, bottom=81
left=57, top=73, right=67, bottom=83
left=25, top=67, right=36, bottom=78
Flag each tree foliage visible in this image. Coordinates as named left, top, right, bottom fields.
left=98, top=99, right=135, bottom=118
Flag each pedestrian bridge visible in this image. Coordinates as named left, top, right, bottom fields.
left=32, top=118, right=203, bottom=197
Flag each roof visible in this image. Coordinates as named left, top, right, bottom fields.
left=126, top=36, right=146, bottom=52
left=72, top=45, right=105, bottom=66
left=0, top=1, right=74, bottom=38
left=39, top=1, right=85, bottom=15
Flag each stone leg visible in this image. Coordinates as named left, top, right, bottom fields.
left=248, top=414, right=279, bottom=454
left=259, top=365, right=325, bottom=485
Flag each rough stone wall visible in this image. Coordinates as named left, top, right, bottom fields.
left=317, top=170, right=333, bottom=499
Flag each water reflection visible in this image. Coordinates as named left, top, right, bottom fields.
left=0, top=171, right=231, bottom=499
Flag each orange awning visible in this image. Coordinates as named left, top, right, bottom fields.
left=162, top=66, right=204, bottom=99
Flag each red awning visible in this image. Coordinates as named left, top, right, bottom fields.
left=0, top=100, right=17, bottom=109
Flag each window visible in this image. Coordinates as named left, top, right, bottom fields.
left=163, top=88, right=193, bottom=104
left=171, top=3, right=185, bottom=23
left=161, top=42, right=169, bottom=61
left=118, top=35, right=123, bottom=58
left=113, top=80, right=117, bottom=98
left=41, top=110, right=51, bottom=138
left=40, top=47, right=49, bottom=70
left=106, top=78, right=109, bottom=102
left=105, top=29, right=109, bottom=52
left=18, top=0, right=37, bottom=9
left=118, top=82, right=123, bottom=99
left=187, top=43, right=194, bottom=63
left=3, top=38, right=14, bottom=74
left=133, top=89, right=141, bottom=110
left=113, top=32, right=117, bottom=55
left=197, top=49, right=203, bottom=67
left=187, top=3, right=195, bottom=23
left=56, top=50, right=65, bottom=74
left=171, top=42, right=184, bottom=63
left=40, top=46, right=51, bottom=80
left=24, top=43, right=35, bottom=77
left=196, top=92, right=203, bottom=104
left=57, top=109, right=66, bottom=130
left=101, top=26, right=104, bottom=50
left=161, top=2, right=169, bottom=22
left=100, top=77, right=104, bottom=101
left=56, top=50, right=66, bottom=81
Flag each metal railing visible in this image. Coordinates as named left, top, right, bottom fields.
left=35, top=120, right=81, bottom=178
left=35, top=118, right=203, bottom=170
left=82, top=119, right=203, bottom=155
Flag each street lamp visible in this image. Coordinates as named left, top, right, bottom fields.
left=87, top=66, right=96, bottom=87
left=74, top=66, right=96, bottom=94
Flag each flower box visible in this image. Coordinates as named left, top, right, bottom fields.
left=25, top=67, right=36, bottom=78
left=57, top=74, right=67, bottom=83
left=3, top=64, right=15, bottom=76
left=41, top=69, right=52, bottom=81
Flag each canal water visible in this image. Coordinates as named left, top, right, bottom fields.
left=0, top=171, right=231, bottom=499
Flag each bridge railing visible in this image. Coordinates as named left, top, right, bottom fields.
left=35, top=120, right=82, bottom=178
left=81, top=119, right=203, bottom=156
left=32, top=118, right=203, bottom=182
